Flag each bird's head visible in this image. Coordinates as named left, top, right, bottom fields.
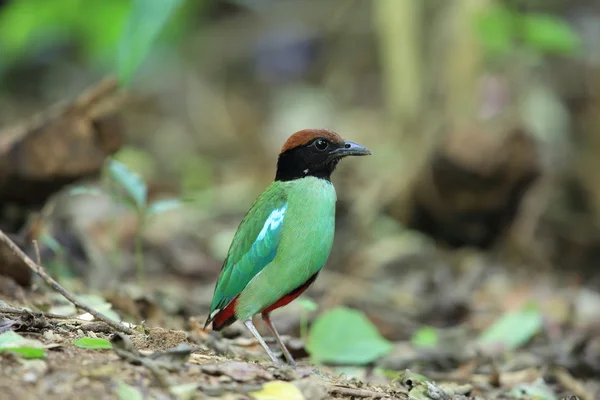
left=275, top=129, right=371, bottom=181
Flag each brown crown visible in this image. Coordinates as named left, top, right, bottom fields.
left=279, top=129, right=344, bottom=154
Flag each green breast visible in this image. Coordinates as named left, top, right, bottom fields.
left=235, top=177, right=336, bottom=319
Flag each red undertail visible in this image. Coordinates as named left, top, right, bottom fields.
left=211, top=272, right=319, bottom=331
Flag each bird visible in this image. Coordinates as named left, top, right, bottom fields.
left=204, top=129, right=370, bottom=366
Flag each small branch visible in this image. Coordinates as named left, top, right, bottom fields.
left=328, top=385, right=391, bottom=399
left=0, top=229, right=135, bottom=335
left=0, top=306, right=74, bottom=320
left=552, top=367, right=595, bottom=400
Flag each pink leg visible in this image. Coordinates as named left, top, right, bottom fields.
left=261, top=312, right=296, bottom=366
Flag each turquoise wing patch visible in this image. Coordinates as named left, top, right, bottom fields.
left=209, top=193, right=288, bottom=316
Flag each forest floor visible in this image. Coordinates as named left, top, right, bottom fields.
left=1, top=255, right=599, bottom=400
left=0, top=288, right=411, bottom=400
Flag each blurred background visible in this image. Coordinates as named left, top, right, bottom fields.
left=1, top=0, right=600, bottom=391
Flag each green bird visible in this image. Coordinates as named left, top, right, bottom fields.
left=204, top=129, right=370, bottom=366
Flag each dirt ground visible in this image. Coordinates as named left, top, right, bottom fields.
left=0, top=313, right=410, bottom=400
left=1, top=258, right=599, bottom=400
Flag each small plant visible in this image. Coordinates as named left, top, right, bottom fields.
left=296, top=297, right=318, bottom=342
left=38, top=231, right=70, bottom=284
left=107, top=159, right=182, bottom=286
left=71, top=159, right=182, bottom=287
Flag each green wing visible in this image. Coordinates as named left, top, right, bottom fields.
left=208, top=184, right=287, bottom=318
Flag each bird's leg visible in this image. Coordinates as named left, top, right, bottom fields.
left=243, top=318, right=282, bottom=366
left=261, top=312, right=296, bottom=366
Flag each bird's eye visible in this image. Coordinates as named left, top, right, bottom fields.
left=314, top=139, right=328, bottom=151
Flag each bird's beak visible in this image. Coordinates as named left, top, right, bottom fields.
left=329, top=141, right=371, bottom=159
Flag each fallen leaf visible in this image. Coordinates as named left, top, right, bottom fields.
left=73, top=337, right=113, bottom=349
left=411, top=326, right=439, bottom=349
left=249, top=381, right=306, bottom=400
left=0, top=331, right=46, bottom=359
left=478, top=305, right=543, bottom=352
left=307, top=307, right=393, bottom=365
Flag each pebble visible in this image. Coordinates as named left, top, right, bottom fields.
left=23, top=372, right=37, bottom=383
left=43, top=330, right=55, bottom=341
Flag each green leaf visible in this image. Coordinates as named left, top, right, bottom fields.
left=307, top=307, right=392, bottom=365
left=478, top=306, right=543, bottom=351
left=297, top=297, right=318, bottom=312
left=522, top=13, right=580, bottom=55
left=1, top=346, right=46, bottom=359
left=411, top=326, right=438, bottom=349
left=148, top=199, right=182, bottom=217
left=115, top=380, right=143, bottom=400
left=73, top=337, right=113, bottom=349
left=117, top=0, right=185, bottom=85
left=475, top=3, right=515, bottom=56
left=107, top=159, right=147, bottom=208
left=0, top=331, right=46, bottom=359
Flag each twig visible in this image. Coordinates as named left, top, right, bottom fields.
left=552, top=366, right=595, bottom=400
left=328, top=385, right=390, bottom=399
left=0, top=229, right=135, bottom=335
left=0, top=306, right=74, bottom=320
left=0, top=307, right=124, bottom=334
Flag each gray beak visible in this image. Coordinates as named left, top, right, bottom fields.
left=330, top=141, right=371, bottom=159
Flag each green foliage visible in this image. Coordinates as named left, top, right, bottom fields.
left=476, top=3, right=580, bottom=58
left=307, top=307, right=392, bottom=365
left=478, top=305, right=543, bottom=351
left=0, top=331, right=46, bottom=359
left=117, top=0, right=185, bottom=85
left=411, top=326, right=438, bottom=349
left=522, top=13, right=580, bottom=55
left=0, top=0, right=130, bottom=67
left=72, top=337, right=113, bottom=349
left=0, top=0, right=197, bottom=80
left=476, top=3, right=515, bottom=56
